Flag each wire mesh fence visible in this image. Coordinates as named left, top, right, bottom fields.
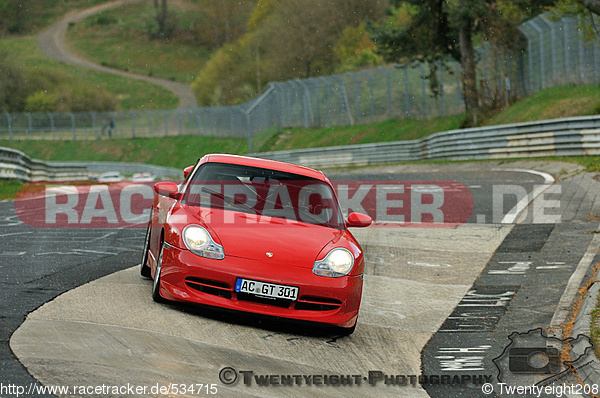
left=0, top=13, right=598, bottom=145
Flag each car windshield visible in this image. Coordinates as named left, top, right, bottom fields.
left=182, top=162, right=344, bottom=229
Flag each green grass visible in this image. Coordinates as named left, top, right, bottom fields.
left=590, top=285, right=600, bottom=359
left=0, top=180, right=23, bottom=200
left=0, top=84, right=598, bottom=174
left=66, top=2, right=210, bottom=84
left=486, top=84, right=600, bottom=126
left=265, top=115, right=466, bottom=151
left=0, top=136, right=248, bottom=170
left=7, top=0, right=113, bottom=33
left=0, top=36, right=178, bottom=110
left=261, top=84, right=600, bottom=152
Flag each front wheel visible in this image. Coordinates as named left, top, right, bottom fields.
left=140, top=223, right=152, bottom=278
left=151, top=243, right=166, bottom=303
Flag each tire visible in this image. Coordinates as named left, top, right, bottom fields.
left=151, top=242, right=166, bottom=303
left=140, top=223, right=152, bottom=278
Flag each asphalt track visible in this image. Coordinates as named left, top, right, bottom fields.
left=4, top=161, right=600, bottom=397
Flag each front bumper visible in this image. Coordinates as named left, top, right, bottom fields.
left=159, top=244, right=363, bottom=328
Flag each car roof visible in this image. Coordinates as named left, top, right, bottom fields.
left=204, top=154, right=327, bottom=181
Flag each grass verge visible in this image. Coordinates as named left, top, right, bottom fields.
left=263, top=84, right=600, bottom=152
left=589, top=283, right=600, bottom=359
left=485, top=84, right=600, bottom=125
left=0, top=180, right=23, bottom=200
left=266, top=115, right=466, bottom=152
left=0, top=136, right=248, bottom=170
left=0, top=85, right=597, bottom=172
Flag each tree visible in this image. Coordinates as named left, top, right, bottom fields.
left=196, top=0, right=255, bottom=48
left=259, top=0, right=386, bottom=79
left=369, top=0, right=558, bottom=124
left=574, top=0, right=600, bottom=14
left=369, top=0, right=480, bottom=122
left=0, top=0, right=32, bottom=34
left=152, top=0, right=172, bottom=39
left=0, top=51, right=26, bottom=112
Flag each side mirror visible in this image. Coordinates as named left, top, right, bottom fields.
left=346, top=212, right=372, bottom=228
left=154, top=181, right=180, bottom=199
left=183, top=165, right=194, bottom=179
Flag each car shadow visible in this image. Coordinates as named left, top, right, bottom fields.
left=165, top=300, right=350, bottom=339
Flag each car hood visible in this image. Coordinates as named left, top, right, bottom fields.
left=187, top=207, right=344, bottom=268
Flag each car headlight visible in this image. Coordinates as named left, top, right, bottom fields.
left=313, top=248, right=354, bottom=277
left=182, top=225, right=225, bottom=260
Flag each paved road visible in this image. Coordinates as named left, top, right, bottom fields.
left=0, top=199, right=142, bottom=395
left=38, top=0, right=198, bottom=109
left=3, top=164, right=561, bottom=397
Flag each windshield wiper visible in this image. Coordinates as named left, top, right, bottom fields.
left=200, top=187, right=257, bottom=214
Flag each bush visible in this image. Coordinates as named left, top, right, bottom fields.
left=53, top=83, right=118, bottom=112
left=91, top=14, right=118, bottom=26
left=0, top=52, right=26, bottom=112
left=191, top=36, right=257, bottom=106
left=25, top=91, right=55, bottom=112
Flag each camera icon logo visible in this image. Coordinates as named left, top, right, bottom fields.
left=493, top=328, right=594, bottom=387
left=508, top=347, right=561, bottom=374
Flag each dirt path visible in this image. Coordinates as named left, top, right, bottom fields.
left=38, top=0, right=198, bottom=109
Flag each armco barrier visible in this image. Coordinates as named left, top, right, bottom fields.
left=48, top=161, right=182, bottom=179
left=253, top=115, right=600, bottom=168
left=0, top=147, right=88, bottom=182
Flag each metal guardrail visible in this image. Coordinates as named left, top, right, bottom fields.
left=48, top=161, right=182, bottom=179
left=0, top=147, right=88, bottom=182
left=253, top=115, right=600, bottom=168
left=2, top=115, right=598, bottom=182
left=0, top=14, right=598, bottom=146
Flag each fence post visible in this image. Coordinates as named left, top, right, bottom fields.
left=90, top=112, right=98, bottom=140
left=594, top=36, right=599, bottom=83
left=540, top=17, right=557, bottom=86
left=438, top=61, right=444, bottom=117
left=577, top=15, right=585, bottom=83
left=178, top=111, right=183, bottom=135
left=333, top=74, right=353, bottom=126
left=271, top=83, right=283, bottom=133
left=378, top=67, right=392, bottom=118
left=69, top=113, right=76, bottom=140
left=306, top=78, right=320, bottom=126
left=361, top=71, right=375, bottom=121
left=25, top=113, right=32, bottom=139
left=400, top=65, right=411, bottom=117
left=130, top=111, right=136, bottom=138
left=518, top=25, right=535, bottom=94
left=194, top=110, right=201, bottom=135
left=162, top=111, right=167, bottom=137
left=529, top=20, right=546, bottom=90
left=5, top=112, right=12, bottom=140
left=318, top=77, right=332, bottom=126
left=245, top=111, right=253, bottom=153
left=295, top=79, right=313, bottom=128
left=348, top=73, right=361, bottom=123
left=48, top=113, right=55, bottom=140
left=418, top=64, right=427, bottom=118
left=455, top=62, right=462, bottom=111
left=563, top=18, right=570, bottom=83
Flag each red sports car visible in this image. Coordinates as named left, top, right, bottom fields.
left=141, top=154, right=371, bottom=334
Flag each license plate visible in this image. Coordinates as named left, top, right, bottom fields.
left=235, top=278, right=298, bottom=301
